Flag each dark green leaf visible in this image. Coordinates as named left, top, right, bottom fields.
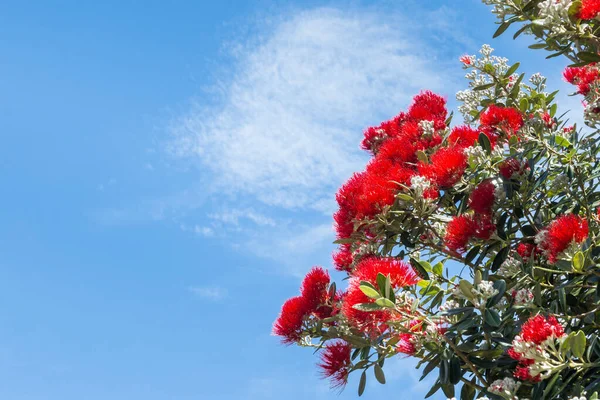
left=358, top=370, right=367, bottom=396
left=449, top=357, right=462, bottom=385
left=410, top=258, right=430, bottom=280
left=577, top=52, right=600, bottom=63
left=374, top=364, right=386, bottom=384
left=492, top=247, right=509, bottom=272
left=478, top=132, right=492, bottom=154
left=460, top=380, right=476, bottom=400
left=474, top=82, right=495, bottom=91
left=484, top=309, right=501, bottom=327
left=493, top=21, right=512, bottom=38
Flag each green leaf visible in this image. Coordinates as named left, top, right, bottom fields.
left=352, top=303, right=382, bottom=312
left=558, top=288, right=567, bottom=313
left=573, top=251, right=585, bottom=272
left=433, top=262, right=443, bottom=277
left=376, top=273, right=387, bottom=294
left=519, top=97, right=529, bottom=113
left=505, top=62, right=520, bottom=77
left=449, top=357, right=462, bottom=385
left=555, top=135, right=572, bottom=148
left=439, top=359, right=449, bottom=384
left=572, top=331, right=587, bottom=359
left=543, top=372, right=561, bottom=399
left=484, top=309, right=501, bottom=327
left=424, top=382, right=441, bottom=399
left=375, top=298, right=395, bottom=308
left=493, top=21, right=512, bottom=38
left=478, top=132, right=492, bottom=154
left=577, top=52, right=600, bottom=63
left=416, top=150, right=428, bottom=163
left=513, top=24, right=531, bottom=39
left=465, top=245, right=480, bottom=265
left=474, top=82, right=495, bottom=91
left=560, top=335, right=571, bottom=358
left=358, top=370, right=367, bottom=396
left=396, top=193, right=413, bottom=202
left=458, top=280, right=474, bottom=299
left=529, top=43, right=548, bottom=49
left=374, top=364, right=386, bottom=384
left=441, top=383, right=455, bottom=399
left=410, top=258, right=430, bottom=280
left=359, top=284, right=381, bottom=299
left=460, top=380, right=476, bottom=400
left=492, top=247, right=509, bottom=272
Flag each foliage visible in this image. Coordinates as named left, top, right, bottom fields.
left=273, top=1, right=600, bottom=399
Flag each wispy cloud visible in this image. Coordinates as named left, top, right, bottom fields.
left=168, top=7, right=462, bottom=213
left=188, top=285, right=227, bottom=301
left=208, top=208, right=276, bottom=227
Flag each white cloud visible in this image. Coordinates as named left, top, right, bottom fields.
left=168, top=7, right=460, bottom=213
left=208, top=208, right=276, bottom=227
left=188, top=285, right=227, bottom=301
left=244, top=223, right=335, bottom=276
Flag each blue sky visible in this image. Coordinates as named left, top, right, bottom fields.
left=0, top=1, right=584, bottom=399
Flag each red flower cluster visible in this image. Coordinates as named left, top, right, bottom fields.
left=448, top=125, right=488, bottom=148
left=318, top=341, right=352, bottom=388
left=273, top=267, right=331, bottom=344
left=445, top=178, right=498, bottom=252
left=517, top=242, right=537, bottom=259
left=509, top=315, right=565, bottom=382
left=564, top=64, right=599, bottom=95
left=334, top=91, right=463, bottom=270
left=469, top=180, right=496, bottom=214
left=342, top=257, right=419, bottom=335
left=418, top=147, right=467, bottom=189
left=499, top=158, right=528, bottom=179
left=444, top=214, right=495, bottom=253
left=539, top=214, right=589, bottom=263
left=578, top=0, right=600, bottom=20
left=480, top=105, right=524, bottom=138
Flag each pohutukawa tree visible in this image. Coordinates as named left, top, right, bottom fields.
left=273, top=1, right=600, bottom=399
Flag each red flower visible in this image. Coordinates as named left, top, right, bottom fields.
left=448, top=125, right=488, bottom=148
left=397, top=333, right=417, bottom=355
left=520, top=315, right=564, bottom=344
left=352, top=257, right=420, bottom=288
left=418, top=146, right=467, bottom=188
left=273, top=296, right=308, bottom=344
left=376, top=136, right=417, bottom=165
left=578, top=0, right=600, bottom=20
left=542, top=214, right=589, bottom=263
left=480, top=105, right=523, bottom=137
left=361, top=113, right=407, bottom=154
left=509, top=315, right=565, bottom=382
left=514, top=365, right=541, bottom=382
left=499, top=158, right=528, bottom=179
left=333, top=244, right=354, bottom=272
left=445, top=214, right=495, bottom=253
left=517, top=243, right=536, bottom=259
left=318, top=341, right=352, bottom=388
left=469, top=180, right=496, bottom=214
left=301, top=267, right=330, bottom=311
left=564, top=65, right=599, bottom=95
left=408, top=91, right=447, bottom=121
